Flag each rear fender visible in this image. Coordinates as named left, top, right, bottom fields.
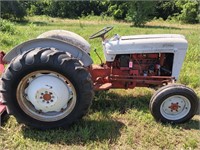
left=3, top=38, right=93, bottom=67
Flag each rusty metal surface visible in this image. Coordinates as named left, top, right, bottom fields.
left=0, top=51, right=5, bottom=75
left=89, top=64, right=174, bottom=91
left=0, top=80, right=6, bottom=117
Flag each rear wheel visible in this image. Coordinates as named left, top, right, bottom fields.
left=1, top=47, right=94, bottom=129
left=150, top=84, right=199, bottom=123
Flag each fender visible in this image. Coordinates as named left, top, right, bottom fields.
left=37, top=30, right=91, bottom=53
left=3, top=38, right=93, bottom=67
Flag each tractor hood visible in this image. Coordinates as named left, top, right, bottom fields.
left=104, top=34, right=188, bottom=56
left=120, top=34, right=185, bottom=40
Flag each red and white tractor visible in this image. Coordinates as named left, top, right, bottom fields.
left=0, top=27, right=198, bottom=129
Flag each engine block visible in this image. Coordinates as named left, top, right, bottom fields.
left=89, top=53, right=174, bottom=90
left=111, top=53, right=173, bottom=77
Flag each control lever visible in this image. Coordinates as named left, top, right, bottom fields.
left=94, top=48, right=103, bottom=65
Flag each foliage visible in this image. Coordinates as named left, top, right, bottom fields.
left=175, top=0, right=200, bottom=23
left=126, top=1, right=157, bottom=26
left=0, top=0, right=27, bottom=20
left=0, top=19, right=16, bottom=34
left=26, top=0, right=109, bottom=19
left=155, top=1, right=179, bottom=20
left=107, top=1, right=128, bottom=20
left=0, top=0, right=199, bottom=24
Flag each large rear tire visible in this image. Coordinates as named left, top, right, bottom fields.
left=1, top=47, right=94, bottom=129
left=150, top=84, right=199, bottom=124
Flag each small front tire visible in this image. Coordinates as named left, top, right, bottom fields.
left=150, top=84, right=199, bottom=124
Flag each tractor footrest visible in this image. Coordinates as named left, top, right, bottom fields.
left=95, top=83, right=112, bottom=90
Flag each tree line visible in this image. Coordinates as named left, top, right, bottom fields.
left=1, top=0, right=199, bottom=26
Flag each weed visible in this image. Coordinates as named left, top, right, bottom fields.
left=0, top=19, right=17, bottom=34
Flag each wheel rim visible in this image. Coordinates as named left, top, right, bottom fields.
left=160, top=95, right=191, bottom=120
left=17, top=70, right=77, bottom=122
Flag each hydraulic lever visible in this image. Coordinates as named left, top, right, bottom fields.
left=94, top=48, right=103, bottom=65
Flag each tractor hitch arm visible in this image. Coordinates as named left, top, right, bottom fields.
left=0, top=51, right=6, bottom=126
left=0, top=51, right=5, bottom=74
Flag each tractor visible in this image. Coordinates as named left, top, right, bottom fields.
left=0, top=27, right=198, bottom=129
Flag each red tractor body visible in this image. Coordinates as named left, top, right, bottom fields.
left=0, top=52, right=6, bottom=117
left=89, top=53, right=174, bottom=90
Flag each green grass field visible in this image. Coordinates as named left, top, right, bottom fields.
left=0, top=16, right=200, bottom=150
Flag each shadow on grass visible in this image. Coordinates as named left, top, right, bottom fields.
left=21, top=90, right=150, bottom=145
left=176, top=119, right=200, bottom=130
left=32, top=21, right=49, bottom=26
left=16, top=20, right=49, bottom=26
left=22, top=119, right=125, bottom=145
left=131, top=25, right=181, bottom=30
left=91, top=90, right=152, bottom=114
left=91, top=91, right=200, bottom=130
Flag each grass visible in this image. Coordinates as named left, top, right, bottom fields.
left=0, top=16, right=200, bottom=150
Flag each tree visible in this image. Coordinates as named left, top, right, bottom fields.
left=0, top=0, right=27, bottom=20
left=107, top=1, right=128, bottom=20
left=175, top=0, right=199, bottom=23
left=126, top=1, right=157, bottom=26
left=155, top=1, right=179, bottom=20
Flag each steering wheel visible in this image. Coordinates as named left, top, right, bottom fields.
left=89, top=26, right=113, bottom=39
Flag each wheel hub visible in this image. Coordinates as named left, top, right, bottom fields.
left=160, top=95, right=191, bottom=120
left=38, top=90, right=55, bottom=103
left=43, top=93, right=52, bottom=101
left=168, top=102, right=181, bottom=112
left=25, top=74, right=72, bottom=113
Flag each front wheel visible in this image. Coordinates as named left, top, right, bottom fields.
left=1, top=47, right=94, bottom=129
left=150, top=84, right=199, bottom=124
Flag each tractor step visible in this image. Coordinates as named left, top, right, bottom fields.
left=95, top=83, right=112, bottom=90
